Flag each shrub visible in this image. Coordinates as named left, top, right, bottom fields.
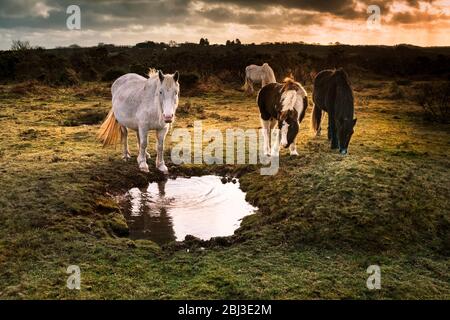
left=80, top=66, right=99, bottom=81
left=179, top=72, right=200, bottom=88
left=395, top=79, right=412, bottom=86
left=101, top=68, right=126, bottom=82
left=11, top=40, right=32, bottom=51
left=58, top=68, right=80, bottom=86
left=414, top=82, right=450, bottom=123
left=129, top=64, right=147, bottom=76
left=388, top=81, right=405, bottom=100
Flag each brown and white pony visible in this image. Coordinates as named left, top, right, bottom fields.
left=257, top=78, right=308, bottom=156
left=243, top=63, right=276, bottom=95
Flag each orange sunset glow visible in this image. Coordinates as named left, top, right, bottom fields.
left=0, top=0, right=449, bottom=49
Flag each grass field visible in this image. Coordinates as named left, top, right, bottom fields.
left=0, top=80, right=448, bottom=299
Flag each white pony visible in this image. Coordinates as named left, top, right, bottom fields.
left=98, top=69, right=180, bottom=173
left=243, top=63, right=276, bottom=95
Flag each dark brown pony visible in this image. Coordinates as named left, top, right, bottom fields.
left=311, top=68, right=357, bottom=155
left=257, top=78, right=308, bottom=156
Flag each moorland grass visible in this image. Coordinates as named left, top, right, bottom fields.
left=0, top=81, right=448, bottom=299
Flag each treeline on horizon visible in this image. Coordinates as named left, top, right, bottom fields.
left=1, top=39, right=449, bottom=87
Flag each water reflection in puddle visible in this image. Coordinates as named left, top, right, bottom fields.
left=123, top=175, right=257, bottom=245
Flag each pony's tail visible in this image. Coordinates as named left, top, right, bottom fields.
left=311, top=103, right=322, bottom=136
left=98, top=109, right=122, bottom=147
left=243, top=76, right=253, bottom=95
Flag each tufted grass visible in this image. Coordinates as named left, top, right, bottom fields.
left=0, top=81, right=448, bottom=299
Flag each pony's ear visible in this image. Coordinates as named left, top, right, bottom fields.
left=353, top=118, right=357, bottom=126
left=173, top=71, right=179, bottom=82
left=158, top=70, right=164, bottom=83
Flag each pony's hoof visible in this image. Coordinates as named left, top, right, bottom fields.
left=139, top=163, right=149, bottom=173
left=122, top=154, right=131, bottom=162
left=290, top=150, right=299, bottom=156
left=157, top=164, right=169, bottom=174
left=146, top=152, right=151, bottom=159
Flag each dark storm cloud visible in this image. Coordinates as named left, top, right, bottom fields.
left=0, top=0, right=192, bottom=29
left=0, top=0, right=445, bottom=30
left=202, top=0, right=352, bottom=12
left=197, top=6, right=323, bottom=27
left=390, top=11, right=450, bottom=24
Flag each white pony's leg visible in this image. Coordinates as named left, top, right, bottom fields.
left=120, top=126, right=131, bottom=161
left=249, top=81, right=254, bottom=95
left=289, top=137, right=299, bottom=156
left=137, top=127, right=149, bottom=173
left=261, top=118, right=271, bottom=156
left=155, top=126, right=169, bottom=174
left=136, top=131, right=151, bottom=159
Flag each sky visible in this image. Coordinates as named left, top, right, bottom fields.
left=0, top=0, right=449, bottom=50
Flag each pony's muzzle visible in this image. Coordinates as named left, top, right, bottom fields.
left=339, top=149, right=348, bottom=155
left=163, top=115, right=173, bottom=123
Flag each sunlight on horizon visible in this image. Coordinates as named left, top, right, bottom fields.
left=0, top=0, right=449, bottom=49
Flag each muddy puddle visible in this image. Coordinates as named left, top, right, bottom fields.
left=122, top=175, right=257, bottom=245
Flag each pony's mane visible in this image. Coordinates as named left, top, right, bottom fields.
left=281, top=77, right=300, bottom=91
left=333, top=68, right=351, bottom=88
left=148, top=68, right=158, bottom=77
left=280, top=77, right=307, bottom=113
left=333, top=68, right=354, bottom=116
left=282, top=77, right=307, bottom=97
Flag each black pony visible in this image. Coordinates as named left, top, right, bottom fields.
left=311, top=68, right=357, bottom=155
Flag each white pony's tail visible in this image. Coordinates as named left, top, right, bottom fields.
left=98, top=109, right=122, bottom=147
left=243, top=77, right=253, bottom=95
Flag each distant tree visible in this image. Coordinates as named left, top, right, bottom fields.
left=11, top=40, right=32, bottom=51
left=68, top=44, right=81, bottom=48
left=235, top=38, right=241, bottom=45
left=226, top=40, right=235, bottom=46
left=135, top=41, right=157, bottom=48
left=199, top=38, right=209, bottom=46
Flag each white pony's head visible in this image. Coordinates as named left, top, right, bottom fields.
left=155, top=70, right=179, bottom=123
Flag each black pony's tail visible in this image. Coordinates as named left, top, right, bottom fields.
left=311, top=103, right=322, bottom=136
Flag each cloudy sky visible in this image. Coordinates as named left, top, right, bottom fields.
left=0, top=0, right=449, bottom=49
